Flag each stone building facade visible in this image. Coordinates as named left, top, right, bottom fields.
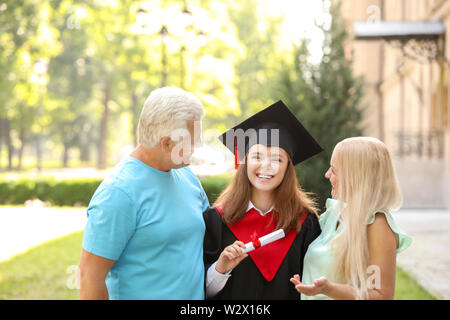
left=341, top=0, right=450, bottom=208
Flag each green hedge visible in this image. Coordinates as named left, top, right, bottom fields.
left=199, top=175, right=230, bottom=205
left=0, top=175, right=231, bottom=207
left=0, top=178, right=102, bottom=206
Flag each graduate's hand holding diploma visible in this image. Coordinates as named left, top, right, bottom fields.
left=215, top=229, right=286, bottom=274
left=215, top=241, right=248, bottom=274
left=290, top=274, right=330, bottom=296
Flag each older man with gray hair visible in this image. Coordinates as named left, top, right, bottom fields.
left=79, top=87, right=209, bottom=300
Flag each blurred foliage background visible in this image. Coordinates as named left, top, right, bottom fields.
left=0, top=0, right=365, bottom=208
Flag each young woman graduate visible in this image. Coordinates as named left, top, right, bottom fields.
left=203, top=100, right=323, bottom=299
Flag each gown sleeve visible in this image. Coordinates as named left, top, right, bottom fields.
left=203, top=207, right=224, bottom=277
left=203, top=207, right=232, bottom=298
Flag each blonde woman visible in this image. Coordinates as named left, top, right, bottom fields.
left=290, top=137, right=412, bottom=300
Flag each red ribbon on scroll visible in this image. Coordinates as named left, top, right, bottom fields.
left=250, top=231, right=261, bottom=249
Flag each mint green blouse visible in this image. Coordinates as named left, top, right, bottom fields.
left=301, top=198, right=412, bottom=300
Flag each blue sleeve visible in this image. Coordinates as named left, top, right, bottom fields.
left=82, top=185, right=137, bottom=260
left=200, top=183, right=210, bottom=212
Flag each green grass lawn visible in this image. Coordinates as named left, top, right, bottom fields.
left=394, top=267, right=436, bottom=300
left=0, top=230, right=436, bottom=300
left=0, top=231, right=83, bottom=300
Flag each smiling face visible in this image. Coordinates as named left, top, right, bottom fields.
left=324, top=150, right=338, bottom=198
left=246, top=144, right=290, bottom=192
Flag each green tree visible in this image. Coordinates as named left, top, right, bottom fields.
left=82, top=0, right=243, bottom=168
left=46, top=0, right=98, bottom=167
left=0, top=0, right=61, bottom=170
left=272, top=1, right=366, bottom=208
left=0, top=0, right=276, bottom=171
left=227, top=0, right=283, bottom=125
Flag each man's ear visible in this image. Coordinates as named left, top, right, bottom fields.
left=159, top=136, right=173, bottom=153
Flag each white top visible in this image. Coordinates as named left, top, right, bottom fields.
left=247, top=201, right=274, bottom=216
left=205, top=201, right=273, bottom=298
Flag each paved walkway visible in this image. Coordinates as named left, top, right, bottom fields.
left=394, top=208, right=450, bottom=300
left=0, top=206, right=87, bottom=262
left=0, top=206, right=448, bottom=299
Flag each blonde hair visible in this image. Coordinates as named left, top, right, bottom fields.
left=330, top=137, right=402, bottom=299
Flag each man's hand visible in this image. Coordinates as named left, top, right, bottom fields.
left=79, top=249, right=116, bottom=300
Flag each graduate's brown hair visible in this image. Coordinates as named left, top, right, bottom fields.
left=214, top=153, right=319, bottom=233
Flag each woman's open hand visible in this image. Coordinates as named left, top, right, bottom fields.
left=290, top=274, right=330, bottom=296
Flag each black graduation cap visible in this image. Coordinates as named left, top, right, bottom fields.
left=219, top=100, right=323, bottom=168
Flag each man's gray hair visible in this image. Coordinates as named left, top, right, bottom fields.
left=137, top=87, right=205, bottom=148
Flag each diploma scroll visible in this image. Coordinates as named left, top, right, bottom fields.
left=241, top=229, right=285, bottom=254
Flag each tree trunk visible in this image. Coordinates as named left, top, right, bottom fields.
left=98, top=84, right=110, bottom=170
left=5, top=118, right=13, bottom=170
left=36, top=133, right=43, bottom=171
left=80, top=142, right=90, bottom=164
left=131, top=91, right=138, bottom=147
left=0, top=118, right=4, bottom=171
left=18, top=127, right=26, bottom=170
left=62, top=143, right=69, bottom=167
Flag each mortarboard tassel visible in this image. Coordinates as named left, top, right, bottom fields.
left=234, top=136, right=240, bottom=169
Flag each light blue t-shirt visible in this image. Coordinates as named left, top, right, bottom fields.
left=82, top=156, right=209, bottom=300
